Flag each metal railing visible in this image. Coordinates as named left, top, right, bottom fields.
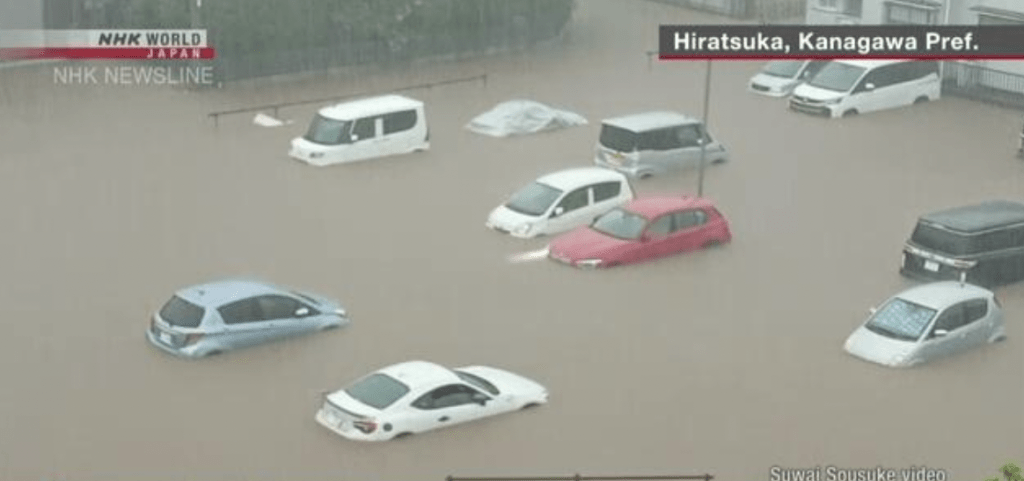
left=206, top=73, right=487, bottom=126
left=942, top=61, right=1024, bottom=110
left=446, top=475, right=714, bottom=481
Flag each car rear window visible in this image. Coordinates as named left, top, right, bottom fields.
left=910, top=222, right=973, bottom=256
left=599, top=124, right=638, bottom=152
left=159, top=296, right=205, bottom=328
left=344, top=373, right=411, bottom=410
left=455, top=370, right=500, bottom=396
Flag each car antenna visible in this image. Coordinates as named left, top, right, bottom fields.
left=959, top=271, right=966, bottom=286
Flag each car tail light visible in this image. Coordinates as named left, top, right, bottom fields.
left=353, top=419, right=378, bottom=434
left=183, top=333, right=204, bottom=346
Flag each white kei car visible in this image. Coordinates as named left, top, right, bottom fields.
left=486, top=167, right=635, bottom=238
left=316, top=360, right=548, bottom=441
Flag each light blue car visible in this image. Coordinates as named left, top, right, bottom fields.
left=147, top=279, right=350, bottom=358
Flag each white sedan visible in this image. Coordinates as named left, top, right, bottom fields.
left=315, top=360, right=549, bottom=441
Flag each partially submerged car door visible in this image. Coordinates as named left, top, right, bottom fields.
left=412, top=385, right=494, bottom=429
left=218, top=297, right=280, bottom=349
left=547, top=186, right=593, bottom=233
left=255, top=294, right=322, bottom=337
left=588, top=180, right=628, bottom=221
left=916, top=302, right=977, bottom=362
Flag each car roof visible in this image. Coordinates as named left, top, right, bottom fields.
left=894, top=281, right=993, bottom=309
left=624, top=195, right=716, bottom=218
left=831, top=59, right=911, bottom=69
left=601, top=111, right=699, bottom=132
left=919, top=200, right=1024, bottom=233
left=376, top=360, right=461, bottom=391
left=175, top=278, right=281, bottom=307
left=536, top=167, right=625, bottom=190
left=319, top=94, right=422, bottom=120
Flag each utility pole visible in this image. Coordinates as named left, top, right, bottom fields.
left=696, top=58, right=712, bottom=197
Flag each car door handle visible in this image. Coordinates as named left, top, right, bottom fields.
left=438, top=416, right=449, bottom=422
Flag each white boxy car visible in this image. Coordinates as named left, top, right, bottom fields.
left=748, top=60, right=829, bottom=97
left=316, top=360, right=548, bottom=441
left=486, top=167, right=635, bottom=238
left=289, top=94, right=429, bottom=166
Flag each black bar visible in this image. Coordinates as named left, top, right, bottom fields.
left=658, top=25, right=1024, bottom=59
left=205, top=73, right=487, bottom=120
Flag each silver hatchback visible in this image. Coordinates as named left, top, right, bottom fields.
left=844, top=281, right=1005, bottom=368
left=147, top=279, right=350, bottom=358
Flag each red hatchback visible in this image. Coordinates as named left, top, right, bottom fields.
left=547, top=196, right=731, bottom=269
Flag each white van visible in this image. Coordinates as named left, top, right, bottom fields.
left=289, top=94, right=429, bottom=166
left=593, top=111, right=729, bottom=179
left=789, top=59, right=940, bottom=118
left=486, top=167, right=635, bottom=238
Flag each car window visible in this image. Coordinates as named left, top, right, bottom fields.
left=159, top=296, right=205, bottom=328
left=382, top=110, right=417, bottom=135
left=599, top=124, right=638, bottom=152
left=910, top=221, right=972, bottom=256
left=505, top=182, right=563, bottom=217
left=639, top=128, right=683, bottom=151
left=931, top=304, right=967, bottom=336
left=412, top=384, right=481, bottom=410
left=454, top=370, right=500, bottom=396
left=218, top=298, right=262, bottom=325
left=646, top=215, right=673, bottom=237
left=556, top=187, right=589, bottom=213
left=591, top=208, right=648, bottom=240
left=672, top=210, right=707, bottom=232
left=864, top=297, right=936, bottom=341
left=676, top=125, right=702, bottom=148
left=351, top=117, right=376, bottom=141
left=964, top=299, right=989, bottom=324
left=304, top=115, right=352, bottom=145
left=591, top=181, right=622, bottom=203
left=345, top=373, right=411, bottom=410
left=255, top=295, right=303, bottom=320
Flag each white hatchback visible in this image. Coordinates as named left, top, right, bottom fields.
left=486, top=167, right=635, bottom=238
left=316, top=360, right=548, bottom=441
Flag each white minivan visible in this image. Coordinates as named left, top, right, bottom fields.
left=486, top=167, right=635, bottom=239
left=789, top=59, right=940, bottom=118
left=593, top=111, right=729, bottom=179
left=289, top=94, right=429, bottom=166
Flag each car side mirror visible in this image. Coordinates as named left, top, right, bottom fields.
left=350, top=134, right=359, bottom=142
left=933, top=329, right=948, bottom=338
left=551, top=206, right=565, bottom=218
left=640, top=234, right=651, bottom=243
left=295, top=307, right=310, bottom=317
left=472, top=394, right=489, bottom=406
left=864, top=83, right=875, bottom=91
left=868, top=307, right=877, bottom=315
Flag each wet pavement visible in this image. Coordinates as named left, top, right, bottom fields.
left=0, top=1, right=1021, bottom=480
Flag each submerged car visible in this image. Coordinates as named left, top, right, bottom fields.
left=316, top=360, right=548, bottom=441
left=147, top=279, right=349, bottom=358
left=748, top=60, right=829, bottom=97
left=547, top=195, right=731, bottom=269
left=486, top=167, right=635, bottom=238
left=593, top=111, right=729, bottom=179
left=844, top=281, right=1005, bottom=368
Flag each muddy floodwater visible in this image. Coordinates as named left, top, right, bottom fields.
left=0, top=1, right=1021, bottom=480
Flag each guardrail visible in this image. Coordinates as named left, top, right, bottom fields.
left=206, top=73, right=487, bottom=126
left=942, top=61, right=1024, bottom=110
left=446, top=475, right=714, bottom=481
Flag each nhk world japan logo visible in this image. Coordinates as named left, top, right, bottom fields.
left=0, top=29, right=215, bottom=61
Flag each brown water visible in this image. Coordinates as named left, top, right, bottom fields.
left=0, top=2, right=1021, bottom=480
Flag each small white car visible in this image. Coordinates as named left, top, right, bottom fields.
left=316, top=360, right=548, bottom=441
left=844, top=281, right=1006, bottom=368
left=748, top=60, right=829, bottom=97
left=486, top=167, right=635, bottom=238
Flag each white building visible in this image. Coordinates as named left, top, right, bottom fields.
left=805, top=0, right=1024, bottom=104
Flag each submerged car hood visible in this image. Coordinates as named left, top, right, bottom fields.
left=458, top=366, right=547, bottom=398
left=549, top=226, right=633, bottom=261
left=488, top=204, right=541, bottom=232
left=844, top=326, right=917, bottom=367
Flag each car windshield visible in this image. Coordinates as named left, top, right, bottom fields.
left=159, top=295, right=204, bottom=328
left=910, top=222, right=972, bottom=256
left=864, top=297, right=937, bottom=342
left=303, top=114, right=352, bottom=145
left=807, top=62, right=866, bottom=92
left=599, top=124, right=639, bottom=152
left=344, top=373, right=410, bottom=410
left=761, top=60, right=804, bottom=79
left=454, top=370, right=500, bottom=396
left=505, top=182, right=563, bottom=217
left=591, top=208, right=648, bottom=240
